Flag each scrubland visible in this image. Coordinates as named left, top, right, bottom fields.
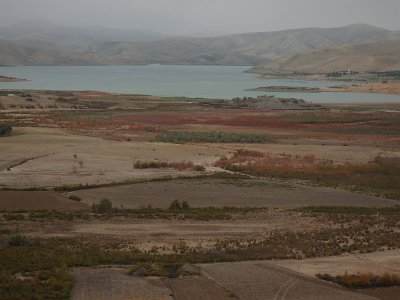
left=0, top=90, right=400, bottom=299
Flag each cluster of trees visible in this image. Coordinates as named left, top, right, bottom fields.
left=0, top=124, right=12, bottom=136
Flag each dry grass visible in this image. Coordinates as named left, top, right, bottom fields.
left=317, top=272, right=400, bottom=288
left=216, top=151, right=400, bottom=199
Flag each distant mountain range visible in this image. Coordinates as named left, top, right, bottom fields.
left=0, top=21, right=399, bottom=72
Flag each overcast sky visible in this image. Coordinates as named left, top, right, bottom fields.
left=2, top=0, right=400, bottom=35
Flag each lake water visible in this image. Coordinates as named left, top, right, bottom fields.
left=1, top=65, right=400, bottom=104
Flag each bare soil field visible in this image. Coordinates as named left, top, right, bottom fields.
left=71, top=267, right=172, bottom=300
left=0, top=127, right=228, bottom=188
left=71, top=178, right=398, bottom=209
left=71, top=267, right=232, bottom=300
left=164, top=276, right=231, bottom=300
left=71, top=262, right=399, bottom=300
left=271, top=249, right=400, bottom=277
left=200, top=261, right=376, bottom=300
left=0, top=191, right=87, bottom=211
left=0, top=127, right=398, bottom=189
left=271, top=250, right=400, bottom=300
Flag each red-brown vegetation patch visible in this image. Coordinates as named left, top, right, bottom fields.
left=216, top=151, right=400, bottom=199
left=114, top=111, right=300, bottom=129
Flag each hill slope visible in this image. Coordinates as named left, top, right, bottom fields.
left=249, top=39, right=400, bottom=74
left=0, top=23, right=395, bottom=66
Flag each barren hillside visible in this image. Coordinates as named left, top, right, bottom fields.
left=0, top=23, right=394, bottom=66
left=249, top=39, right=400, bottom=74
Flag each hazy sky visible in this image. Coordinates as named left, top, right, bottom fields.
left=2, top=0, right=400, bottom=35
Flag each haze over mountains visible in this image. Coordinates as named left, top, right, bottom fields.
left=1, top=21, right=399, bottom=72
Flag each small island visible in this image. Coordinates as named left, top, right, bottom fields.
left=0, top=75, right=27, bottom=82
left=245, top=86, right=321, bottom=93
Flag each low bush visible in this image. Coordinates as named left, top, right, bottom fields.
left=316, top=272, right=400, bottom=288
left=168, top=200, right=190, bottom=211
left=0, top=124, right=12, bottom=136
left=193, top=165, right=206, bottom=171
left=134, top=160, right=197, bottom=171
left=93, top=199, right=113, bottom=213
left=3, top=213, right=26, bottom=221
left=128, top=263, right=196, bottom=278
left=28, top=210, right=75, bottom=221
left=8, top=235, right=29, bottom=246
left=69, top=195, right=81, bottom=202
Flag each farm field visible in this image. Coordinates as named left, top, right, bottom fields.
left=1, top=90, right=400, bottom=299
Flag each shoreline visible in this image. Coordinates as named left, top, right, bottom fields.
left=0, top=75, right=27, bottom=83
left=246, top=80, right=400, bottom=96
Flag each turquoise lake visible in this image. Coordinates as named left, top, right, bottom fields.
left=1, top=65, right=400, bottom=103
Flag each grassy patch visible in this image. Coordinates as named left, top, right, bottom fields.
left=279, top=112, right=382, bottom=124
left=93, top=201, right=262, bottom=221
left=156, top=131, right=274, bottom=144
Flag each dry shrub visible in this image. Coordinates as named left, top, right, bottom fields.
left=134, top=160, right=197, bottom=171
left=215, top=151, right=400, bottom=199
left=317, top=272, right=400, bottom=288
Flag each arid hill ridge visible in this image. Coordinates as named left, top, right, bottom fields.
left=0, top=22, right=396, bottom=66
left=249, top=38, right=400, bottom=74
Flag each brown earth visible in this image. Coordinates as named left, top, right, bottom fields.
left=71, top=267, right=172, bottom=300
left=71, top=178, right=399, bottom=209
left=0, top=191, right=88, bottom=211
left=71, top=259, right=397, bottom=300
left=165, top=277, right=230, bottom=300
left=360, top=287, right=400, bottom=300
left=271, top=250, right=400, bottom=300
left=200, top=261, right=377, bottom=300
left=0, top=127, right=228, bottom=189
left=270, top=249, right=400, bottom=277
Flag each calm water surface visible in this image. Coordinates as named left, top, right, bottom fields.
left=1, top=65, right=400, bottom=103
